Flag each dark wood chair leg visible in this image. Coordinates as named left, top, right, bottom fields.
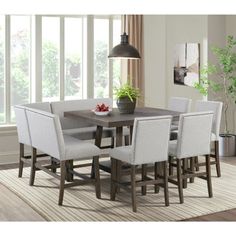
left=141, top=164, right=147, bottom=195
left=18, top=143, right=24, bottom=178
left=124, top=135, right=129, bottom=146
left=195, top=156, right=199, bottom=171
left=94, top=156, right=101, bottom=199
left=29, top=147, right=37, bottom=186
left=58, top=160, right=66, bottom=205
left=110, top=158, right=117, bottom=200
left=206, top=155, right=213, bottom=198
left=163, top=161, right=169, bottom=206
left=169, top=156, right=174, bottom=176
left=111, top=137, right=115, bottom=148
left=177, top=159, right=184, bottom=204
left=183, top=159, right=187, bottom=189
left=51, top=157, right=57, bottom=173
left=66, top=160, right=74, bottom=182
left=131, top=165, right=137, bottom=212
left=154, top=162, right=160, bottom=193
left=215, top=140, right=221, bottom=177
left=190, top=157, right=195, bottom=183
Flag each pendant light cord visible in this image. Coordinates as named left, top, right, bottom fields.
left=124, top=15, right=126, bottom=33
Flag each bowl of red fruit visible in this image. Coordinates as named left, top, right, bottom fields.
left=92, top=103, right=111, bottom=116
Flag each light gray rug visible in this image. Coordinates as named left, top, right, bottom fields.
left=0, top=162, right=235, bottom=221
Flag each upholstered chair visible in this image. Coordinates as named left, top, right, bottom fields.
left=109, top=116, right=172, bottom=212
left=25, top=107, right=102, bottom=205
left=14, top=105, right=32, bottom=178
left=50, top=98, right=129, bottom=143
left=168, top=112, right=214, bottom=204
left=195, top=100, right=223, bottom=177
left=168, top=97, right=192, bottom=131
left=51, top=98, right=130, bottom=177
left=14, top=103, right=52, bottom=179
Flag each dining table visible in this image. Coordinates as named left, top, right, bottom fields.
left=64, top=106, right=181, bottom=180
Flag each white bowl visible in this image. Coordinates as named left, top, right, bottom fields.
left=92, top=109, right=111, bottom=116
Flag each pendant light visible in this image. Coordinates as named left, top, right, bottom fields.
left=108, top=15, right=141, bottom=59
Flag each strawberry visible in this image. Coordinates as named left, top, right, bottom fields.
left=95, top=103, right=109, bottom=112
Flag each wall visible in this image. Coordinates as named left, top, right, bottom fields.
left=207, top=16, right=227, bottom=133
left=144, top=15, right=207, bottom=110
left=225, top=15, right=236, bottom=133
left=165, top=15, right=207, bottom=109
left=143, top=15, right=166, bottom=108
left=0, top=128, right=22, bottom=163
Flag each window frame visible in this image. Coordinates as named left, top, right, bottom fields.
left=0, top=14, right=121, bottom=128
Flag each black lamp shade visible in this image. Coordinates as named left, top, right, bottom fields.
left=108, top=33, right=141, bottom=59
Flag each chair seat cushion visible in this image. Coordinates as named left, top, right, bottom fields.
left=63, top=135, right=101, bottom=160
left=63, top=126, right=130, bottom=140
left=109, top=146, right=133, bottom=164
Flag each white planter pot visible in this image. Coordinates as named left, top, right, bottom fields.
left=219, top=134, right=236, bottom=157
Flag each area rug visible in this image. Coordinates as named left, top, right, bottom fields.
left=0, top=162, right=236, bottom=221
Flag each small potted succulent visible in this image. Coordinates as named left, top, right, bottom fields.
left=114, top=83, right=140, bottom=114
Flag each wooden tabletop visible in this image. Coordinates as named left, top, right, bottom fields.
left=64, top=107, right=181, bottom=128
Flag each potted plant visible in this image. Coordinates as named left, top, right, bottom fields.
left=114, top=83, right=140, bottom=114
left=194, top=35, right=236, bottom=156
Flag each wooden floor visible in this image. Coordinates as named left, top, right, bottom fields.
left=0, top=157, right=236, bottom=221
left=186, top=156, right=236, bottom=221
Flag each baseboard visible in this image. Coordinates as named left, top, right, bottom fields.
left=0, top=152, right=18, bottom=164
left=0, top=151, right=31, bottom=164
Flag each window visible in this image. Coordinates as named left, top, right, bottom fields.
left=0, top=15, right=121, bottom=126
left=10, top=16, right=31, bottom=122
left=64, top=17, right=83, bottom=100
left=94, top=18, right=109, bottom=98
left=42, top=17, right=60, bottom=102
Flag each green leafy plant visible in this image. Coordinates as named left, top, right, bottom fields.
left=114, top=83, right=140, bottom=102
left=194, top=35, right=236, bottom=134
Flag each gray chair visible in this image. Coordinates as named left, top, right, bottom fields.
left=51, top=98, right=130, bottom=177
left=168, top=111, right=214, bottom=203
left=14, top=103, right=53, bottom=179
left=25, top=107, right=102, bottom=205
left=51, top=98, right=130, bottom=147
left=109, top=116, right=172, bottom=212
left=195, top=100, right=223, bottom=177
left=168, top=97, right=192, bottom=132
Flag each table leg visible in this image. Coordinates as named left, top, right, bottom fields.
left=129, top=125, right=133, bottom=144
left=115, top=127, right=123, bottom=192
left=91, top=125, right=103, bottom=179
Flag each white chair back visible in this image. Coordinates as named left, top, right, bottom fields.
left=24, top=102, right=52, bottom=113
left=168, top=97, right=192, bottom=113
left=195, top=100, right=223, bottom=140
left=26, top=108, right=65, bottom=160
left=131, top=116, right=172, bottom=165
left=176, top=112, right=213, bottom=158
left=14, top=105, right=31, bottom=146
left=51, top=98, right=113, bottom=129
